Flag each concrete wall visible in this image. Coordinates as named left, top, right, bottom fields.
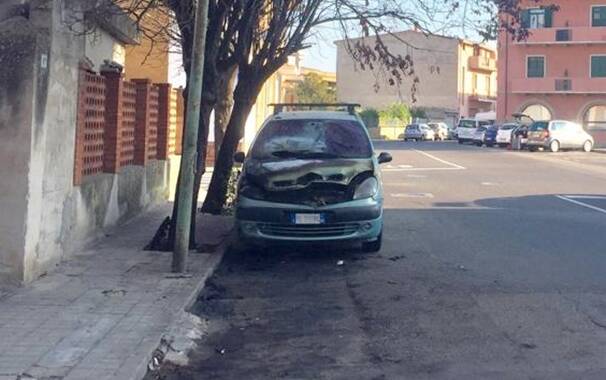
left=0, top=16, right=37, bottom=283
left=336, top=31, right=460, bottom=112
left=0, top=0, right=169, bottom=284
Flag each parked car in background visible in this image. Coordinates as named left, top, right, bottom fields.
left=427, top=122, right=449, bottom=140
left=496, top=123, right=519, bottom=147
left=527, top=120, right=594, bottom=153
left=484, top=125, right=499, bottom=147
left=472, top=126, right=487, bottom=146
left=404, top=124, right=435, bottom=141
left=456, top=118, right=492, bottom=144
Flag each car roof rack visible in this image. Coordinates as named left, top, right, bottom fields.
left=269, top=103, right=361, bottom=116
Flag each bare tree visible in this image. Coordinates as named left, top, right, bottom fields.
left=78, top=0, right=542, bottom=246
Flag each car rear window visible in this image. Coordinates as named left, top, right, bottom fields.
left=458, top=120, right=475, bottom=128
left=530, top=121, right=549, bottom=131
left=251, top=119, right=372, bottom=160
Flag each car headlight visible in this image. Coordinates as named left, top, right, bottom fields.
left=353, top=177, right=379, bottom=200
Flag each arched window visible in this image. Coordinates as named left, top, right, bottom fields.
left=584, top=105, right=606, bottom=130
left=521, top=104, right=552, bottom=121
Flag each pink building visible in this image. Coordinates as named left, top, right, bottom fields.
left=497, top=0, right=606, bottom=147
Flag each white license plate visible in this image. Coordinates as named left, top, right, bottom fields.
left=294, top=213, right=323, bottom=225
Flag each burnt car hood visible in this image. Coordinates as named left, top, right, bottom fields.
left=244, top=158, right=374, bottom=192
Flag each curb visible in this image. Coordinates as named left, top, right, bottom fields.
left=130, top=231, right=233, bottom=380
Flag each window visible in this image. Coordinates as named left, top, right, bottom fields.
left=592, top=6, right=606, bottom=27
left=591, top=56, right=606, bottom=78
left=527, top=56, right=545, bottom=78
left=522, top=104, right=552, bottom=121
left=251, top=119, right=372, bottom=159
left=521, top=8, right=553, bottom=29
left=585, top=105, right=606, bottom=130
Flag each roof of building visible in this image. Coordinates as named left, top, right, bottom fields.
left=334, top=29, right=496, bottom=52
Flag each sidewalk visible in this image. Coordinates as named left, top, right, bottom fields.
left=0, top=204, right=232, bottom=380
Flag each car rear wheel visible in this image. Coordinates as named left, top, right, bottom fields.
left=550, top=140, right=560, bottom=153
left=583, top=140, right=593, bottom=153
left=362, top=232, right=382, bottom=253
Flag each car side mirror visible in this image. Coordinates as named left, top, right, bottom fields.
left=378, top=152, right=392, bottom=164
left=233, top=151, right=245, bottom=164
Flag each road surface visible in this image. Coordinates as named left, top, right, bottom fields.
left=150, top=142, right=606, bottom=380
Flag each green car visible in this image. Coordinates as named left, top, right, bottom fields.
left=233, top=105, right=392, bottom=253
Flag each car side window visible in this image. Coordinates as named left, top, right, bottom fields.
left=551, top=122, right=565, bottom=131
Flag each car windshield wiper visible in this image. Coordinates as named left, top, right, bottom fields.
left=270, top=150, right=339, bottom=159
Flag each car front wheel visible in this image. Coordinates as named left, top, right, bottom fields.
left=583, top=140, right=593, bottom=152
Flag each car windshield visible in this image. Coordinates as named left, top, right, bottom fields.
left=458, top=120, right=475, bottom=128
left=250, top=119, right=372, bottom=160
left=529, top=121, right=549, bottom=131
left=500, top=124, right=517, bottom=130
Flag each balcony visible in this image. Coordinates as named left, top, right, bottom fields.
left=515, top=27, right=606, bottom=45
left=468, top=55, right=497, bottom=72
left=510, top=77, right=606, bottom=94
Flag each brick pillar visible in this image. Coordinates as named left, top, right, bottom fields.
left=101, top=70, right=124, bottom=173
left=156, top=83, right=171, bottom=160
left=73, top=65, right=88, bottom=185
left=133, top=79, right=152, bottom=166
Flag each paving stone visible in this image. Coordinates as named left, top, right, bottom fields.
left=0, top=207, right=231, bottom=380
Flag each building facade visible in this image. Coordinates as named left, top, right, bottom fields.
left=497, top=0, right=606, bottom=147
left=336, top=31, right=497, bottom=127
left=0, top=0, right=182, bottom=284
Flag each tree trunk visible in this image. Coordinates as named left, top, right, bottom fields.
left=189, top=102, right=214, bottom=247
left=214, top=66, right=237, bottom=159
left=201, top=84, right=256, bottom=214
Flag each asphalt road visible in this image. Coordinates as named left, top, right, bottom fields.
left=150, top=142, right=606, bottom=380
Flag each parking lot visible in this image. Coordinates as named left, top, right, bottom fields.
left=153, top=140, right=606, bottom=379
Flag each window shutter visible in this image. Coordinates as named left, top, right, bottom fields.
left=544, top=8, right=553, bottom=28
left=521, top=10, right=530, bottom=28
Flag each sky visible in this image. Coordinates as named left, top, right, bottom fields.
left=300, top=3, right=496, bottom=73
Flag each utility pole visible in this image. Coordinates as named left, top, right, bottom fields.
left=173, top=0, right=210, bottom=273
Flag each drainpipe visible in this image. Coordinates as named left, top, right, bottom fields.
left=504, top=15, right=510, bottom=121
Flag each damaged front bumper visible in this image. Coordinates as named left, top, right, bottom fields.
left=235, top=196, right=383, bottom=244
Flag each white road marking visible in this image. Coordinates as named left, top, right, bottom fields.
left=390, top=193, right=435, bottom=198
left=383, top=167, right=462, bottom=172
left=428, top=206, right=502, bottom=211
left=481, top=182, right=499, bottom=186
left=413, top=150, right=466, bottom=170
left=383, top=150, right=466, bottom=172
left=556, top=195, right=606, bottom=215
left=407, top=174, right=427, bottom=178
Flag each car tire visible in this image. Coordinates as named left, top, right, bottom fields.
left=550, top=140, right=560, bottom=153
left=362, top=232, right=382, bottom=253
left=458, top=139, right=464, bottom=144
left=583, top=140, right=593, bottom=153
left=486, top=143, right=494, bottom=147
left=528, top=146, right=538, bottom=152
left=498, top=143, right=507, bottom=148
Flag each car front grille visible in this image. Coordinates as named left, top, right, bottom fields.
left=258, top=223, right=360, bottom=238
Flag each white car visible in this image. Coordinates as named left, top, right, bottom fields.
left=404, top=124, right=435, bottom=141
left=496, top=123, right=519, bottom=147
left=456, top=119, right=491, bottom=144
left=427, top=122, right=449, bottom=140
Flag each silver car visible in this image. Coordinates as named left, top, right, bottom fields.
left=527, top=120, right=594, bottom=153
left=404, top=124, right=435, bottom=141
